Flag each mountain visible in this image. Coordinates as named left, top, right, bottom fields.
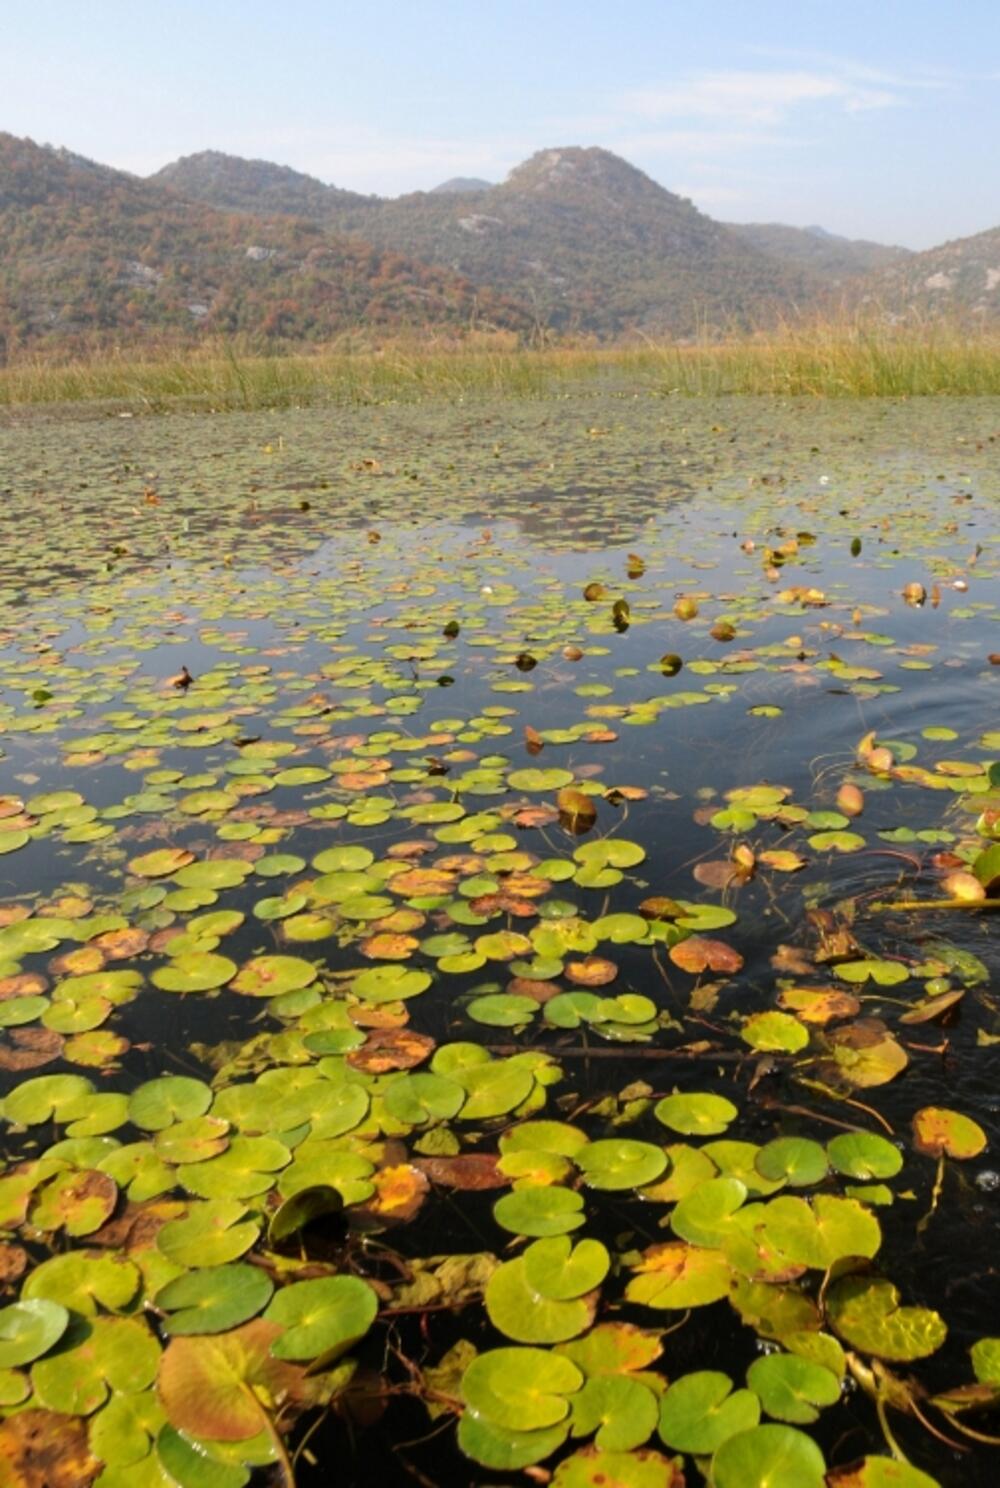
left=857, top=224, right=1000, bottom=318
left=149, top=150, right=369, bottom=217
left=726, top=222, right=910, bottom=284
left=0, top=134, right=528, bottom=356
left=430, top=177, right=493, bottom=194
left=156, top=145, right=818, bottom=336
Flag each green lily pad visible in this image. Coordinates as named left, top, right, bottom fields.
left=741, top=1011, right=809, bottom=1053
left=755, top=1138, right=829, bottom=1188
left=0, top=1299, right=69, bottom=1368
left=757, top=1195, right=881, bottom=1270
left=826, top=1133, right=903, bottom=1180
left=523, top=1237, right=610, bottom=1300
left=570, top=1374, right=659, bottom=1450
left=971, top=1337, right=1000, bottom=1385
left=653, top=1091, right=738, bottom=1136
left=23, top=1251, right=140, bottom=1315
left=157, top=1264, right=274, bottom=1335
left=174, top=861, right=253, bottom=891
left=352, top=965, right=432, bottom=1002
left=827, top=1276, right=947, bottom=1360
left=671, top=1177, right=747, bottom=1247
left=457, top=1411, right=569, bottom=1471
left=493, top=1186, right=586, bottom=1237
left=835, top=959, right=909, bottom=986
left=746, top=1353, right=841, bottom=1424
left=156, top=1201, right=261, bottom=1268
left=455, top=1060, right=535, bottom=1119
left=710, top=1424, right=826, bottom=1488
left=264, top=1274, right=378, bottom=1361
left=2, top=1073, right=94, bottom=1125
left=90, top=1387, right=166, bottom=1468
left=486, top=1257, right=595, bottom=1343
left=657, top=1370, right=760, bottom=1453
left=572, top=839, right=646, bottom=870
left=129, top=1076, right=213, bottom=1131
left=461, top=1345, right=583, bottom=1429
left=151, top=953, right=237, bottom=993
left=312, top=845, right=375, bottom=873
left=575, top=1139, right=667, bottom=1191
left=32, top=1315, right=160, bottom=1415
left=230, top=955, right=318, bottom=998
left=156, top=1424, right=251, bottom=1488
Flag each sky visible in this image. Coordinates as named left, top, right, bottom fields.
left=2, top=0, right=998, bottom=249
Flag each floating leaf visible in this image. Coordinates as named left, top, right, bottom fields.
left=570, top=1373, right=659, bottom=1450
left=912, top=1106, right=987, bottom=1159
left=523, top=1237, right=610, bottom=1300
left=156, top=1265, right=274, bottom=1335
left=826, top=1133, right=902, bottom=1181
left=32, top=1315, right=160, bottom=1415
left=493, top=1187, right=586, bottom=1237
left=669, top=937, right=743, bottom=974
left=0, top=1300, right=69, bottom=1368
left=552, top=1446, right=683, bottom=1487
left=755, top=1138, right=828, bottom=1188
left=157, top=1320, right=305, bottom=1441
left=653, top=1091, right=737, bottom=1137
left=486, top=1257, right=595, bottom=1343
left=657, top=1370, right=760, bottom=1453
left=745, top=1353, right=840, bottom=1424
left=827, top=1276, right=947, bottom=1361
left=461, top=1346, right=583, bottom=1430
left=626, top=1243, right=732, bottom=1309
left=576, top=1139, right=667, bottom=1191
left=710, top=1424, right=826, bottom=1488
left=264, top=1275, right=377, bottom=1361
left=156, top=1201, right=261, bottom=1269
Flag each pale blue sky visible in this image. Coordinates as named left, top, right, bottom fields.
left=2, top=1, right=998, bottom=247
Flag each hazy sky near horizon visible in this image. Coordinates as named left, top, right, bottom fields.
left=2, top=0, right=997, bottom=248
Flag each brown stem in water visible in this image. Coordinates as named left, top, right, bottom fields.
left=871, top=897, right=1000, bottom=912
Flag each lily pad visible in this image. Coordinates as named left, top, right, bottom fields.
left=461, top=1345, right=583, bottom=1430
left=264, top=1274, right=378, bottom=1361
left=745, top=1353, right=841, bottom=1424
left=657, top=1370, right=760, bottom=1453
left=575, top=1139, right=667, bottom=1191
left=156, top=1265, right=274, bottom=1335
left=826, top=1276, right=947, bottom=1361
left=710, top=1424, right=826, bottom=1488
left=0, top=1300, right=69, bottom=1368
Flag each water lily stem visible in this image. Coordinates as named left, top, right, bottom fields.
left=917, top=1153, right=946, bottom=1235
left=266, top=1411, right=296, bottom=1488
left=871, top=897, right=1000, bottom=912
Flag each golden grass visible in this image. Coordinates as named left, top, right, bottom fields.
left=2, top=319, right=1000, bottom=410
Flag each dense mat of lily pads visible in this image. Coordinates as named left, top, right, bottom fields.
left=0, top=393, right=999, bottom=1487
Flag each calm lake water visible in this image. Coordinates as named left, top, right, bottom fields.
left=0, top=390, right=998, bottom=1486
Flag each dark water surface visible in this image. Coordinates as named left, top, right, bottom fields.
left=0, top=391, right=999, bottom=1487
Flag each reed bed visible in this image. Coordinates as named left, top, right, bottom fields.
left=2, top=318, right=1000, bottom=410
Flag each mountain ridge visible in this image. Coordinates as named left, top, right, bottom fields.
left=2, top=131, right=996, bottom=353
left=0, top=133, right=529, bottom=356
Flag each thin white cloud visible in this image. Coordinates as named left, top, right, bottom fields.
left=622, top=68, right=900, bottom=126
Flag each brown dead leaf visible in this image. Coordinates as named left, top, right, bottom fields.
left=347, top=1029, right=434, bottom=1073
left=415, top=1155, right=509, bottom=1190
left=0, top=1027, right=64, bottom=1070
left=0, top=1410, right=99, bottom=1488
left=565, top=956, right=618, bottom=987
left=669, top=937, right=744, bottom=975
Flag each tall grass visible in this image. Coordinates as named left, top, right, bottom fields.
left=2, top=318, right=1000, bottom=410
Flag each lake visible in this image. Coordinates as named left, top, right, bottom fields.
left=0, top=390, right=998, bottom=1488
